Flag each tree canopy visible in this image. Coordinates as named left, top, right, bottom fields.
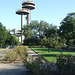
left=0, top=23, right=7, bottom=47
left=59, top=13, right=75, bottom=46
left=5, top=33, right=19, bottom=46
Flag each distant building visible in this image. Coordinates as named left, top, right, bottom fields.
left=7, top=29, right=24, bottom=43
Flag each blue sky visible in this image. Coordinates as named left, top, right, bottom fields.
left=0, top=0, right=75, bottom=29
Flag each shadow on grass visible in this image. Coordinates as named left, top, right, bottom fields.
left=50, top=49, right=71, bottom=52
left=32, top=48, right=73, bottom=53
left=41, top=53, right=71, bottom=58
left=32, top=48, right=49, bottom=52
left=41, top=54, right=57, bottom=57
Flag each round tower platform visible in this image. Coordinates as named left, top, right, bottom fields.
left=22, top=1, right=35, bottom=10
left=16, top=8, right=29, bottom=15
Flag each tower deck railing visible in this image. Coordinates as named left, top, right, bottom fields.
left=22, top=0, right=35, bottom=3
left=16, top=8, right=29, bottom=12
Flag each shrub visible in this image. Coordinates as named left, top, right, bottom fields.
left=24, top=56, right=56, bottom=75
left=14, top=46, right=28, bottom=61
left=56, top=54, right=75, bottom=75
left=4, top=51, right=17, bottom=63
left=69, top=47, right=75, bottom=51
left=4, top=46, right=28, bottom=63
left=24, top=52, right=75, bottom=75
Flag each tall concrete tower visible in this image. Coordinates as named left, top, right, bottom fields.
left=16, top=8, right=29, bottom=44
left=22, top=0, right=35, bottom=24
left=16, top=0, right=35, bottom=45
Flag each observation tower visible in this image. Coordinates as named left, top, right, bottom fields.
left=16, top=8, right=29, bottom=45
left=16, top=0, right=35, bottom=44
left=22, top=0, right=35, bottom=24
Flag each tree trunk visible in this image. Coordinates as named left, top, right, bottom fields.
left=1, top=44, right=2, bottom=48
left=48, top=47, right=50, bottom=53
left=66, top=39, right=69, bottom=45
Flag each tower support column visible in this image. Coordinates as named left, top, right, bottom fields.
left=21, top=14, right=24, bottom=45
left=27, top=10, right=30, bottom=25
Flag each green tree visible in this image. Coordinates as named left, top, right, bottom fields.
left=44, top=24, right=58, bottom=38
left=40, top=24, right=66, bottom=52
left=59, top=13, right=75, bottom=46
left=23, top=25, right=34, bottom=45
left=23, top=20, right=49, bottom=45
left=40, top=25, right=58, bottom=52
left=41, top=36, right=66, bottom=52
left=0, top=23, right=7, bottom=48
left=11, top=35, right=19, bottom=46
left=5, top=32, right=12, bottom=46
left=31, top=20, right=49, bottom=37
left=40, top=36, right=58, bottom=52
left=5, top=33, right=19, bottom=47
left=23, top=26, right=33, bottom=39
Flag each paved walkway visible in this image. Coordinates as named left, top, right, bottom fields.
left=27, top=48, right=38, bottom=62
left=0, top=49, right=12, bottom=59
left=0, top=48, right=36, bottom=75
left=0, top=63, right=29, bottom=75
left=28, top=48, right=38, bottom=57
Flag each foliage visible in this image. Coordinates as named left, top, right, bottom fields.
left=40, top=24, right=66, bottom=51
left=13, top=46, right=28, bottom=61
left=4, top=46, right=28, bottom=63
left=24, top=48, right=75, bottom=75
left=68, top=39, right=75, bottom=47
left=40, top=24, right=58, bottom=51
left=11, top=35, right=19, bottom=45
left=30, top=20, right=49, bottom=38
left=40, top=36, right=65, bottom=52
left=4, top=51, right=17, bottom=63
left=23, top=25, right=38, bottom=46
left=31, top=47, right=75, bottom=63
left=44, top=24, right=58, bottom=38
left=23, top=37, right=39, bottom=46
left=56, top=54, right=75, bottom=75
left=5, top=32, right=11, bottom=45
left=23, top=19, right=74, bottom=47
left=59, top=12, right=75, bottom=45
left=0, top=22, right=7, bottom=48
left=0, top=22, right=20, bottom=48
left=24, top=56, right=53, bottom=75
left=23, top=25, right=33, bottom=39
left=23, top=20, right=49, bottom=46
left=69, top=47, right=75, bottom=51
left=5, top=33, right=19, bottom=46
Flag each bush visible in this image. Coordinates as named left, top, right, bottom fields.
left=56, top=54, right=75, bottom=75
left=13, top=46, right=28, bottom=61
left=69, top=47, right=75, bottom=51
left=4, top=46, right=28, bottom=63
left=24, top=56, right=56, bottom=75
left=28, top=45, right=41, bottom=48
left=24, top=52, right=75, bottom=75
left=4, top=51, right=17, bottom=63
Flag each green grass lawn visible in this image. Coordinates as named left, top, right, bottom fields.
left=0, top=48, right=5, bottom=49
left=31, top=47, right=75, bottom=63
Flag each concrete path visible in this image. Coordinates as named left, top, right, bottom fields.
left=0, top=64, right=26, bottom=75
left=28, top=48, right=38, bottom=57
left=0, top=48, right=33, bottom=75
left=27, top=48, right=38, bottom=62
left=0, top=49, right=12, bottom=59
left=0, top=63, right=33, bottom=75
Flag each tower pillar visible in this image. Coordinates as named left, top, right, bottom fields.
left=21, top=14, right=24, bottom=44
left=27, top=12, right=30, bottom=25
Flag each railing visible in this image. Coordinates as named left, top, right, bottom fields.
left=22, top=0, right=35, bottom=3
left=16, top=8, right=29, bottom=12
